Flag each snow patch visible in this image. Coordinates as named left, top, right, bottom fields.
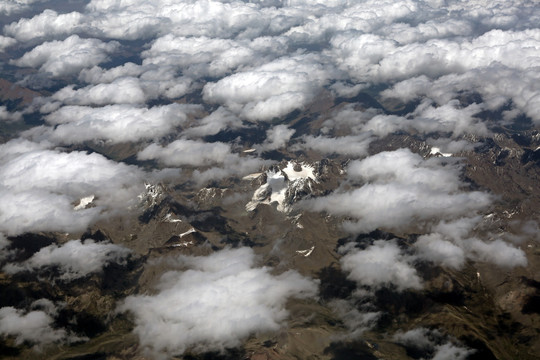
left=246, top=161, right=319, bottom=213
left=282, top=162, right=317, bottom=182
left=179, top=228, right=196, bottom=238
left=430, top=147, right=452, bottom=157
left=163, top=213, right=182, bottom=223
left=296, top=246, right=315, bottom=257
left=74, top=195, right=94, bottom=210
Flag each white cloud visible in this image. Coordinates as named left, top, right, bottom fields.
left=119, top=247, right=318, bottom=357
left=393, top=327, right=475, bottom=360
left=12, top=35, right=119, bottom=77
left=182, top=107, right=243, bottom=138
left=305, top=149, right=492, bottom=233
left=0, top=35, right=16, bottom=52
left=138, top=139, right=233, bottom=167
left=0, top=106, right=22, bottom=122
left=0, top=303, right=65, bottom=346
left=0, top=141, right=145, bottom=235
left=203, top=54, right=333, bottom=121
left=26, top=103, right=201, bottom=144
left=295, top=134, right=372, bottom=156
left=414, top=233, right=465, bottom=269
left=466, top=238, right=527, bottom=268
left=50, top=77, right=146, bottom=105
left=4, top=9, right=84, bottom=42
left=341, top=240, right=422, bottom=291
left=258, top=124, right=295, bottom=151
left=3, top=239, right=131, bottom=280
left=0, top=0, right=46, bottom=15
left=142, top=34, right=288, bottom=79
left=138, top=138, right=270, bottom=183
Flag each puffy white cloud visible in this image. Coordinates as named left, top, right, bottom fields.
left=414, top=233, right=465, bottom=269
left=4, top=239, right=131, bottom=280
left=119, top=247, right=318, bottom=357
left=138, top=138, right=270, bottom=183
left=0, top=35, right=16, bottom=51
left=305, top=149, right=492, bottom=233
left=138, top=139, right=233, bottom=167
left=258, top=124, right=295, bottom=151
left=466, top=238, right=527, bottom=268
left=11, top=35, right=119, bottom=77
left=341, top=240, right=422, bottom=291
left=4, top=9, right=84, bottom=42
left=50, top=77, right=146, bottom=105
left=0, top=141, right=145, bottom=235
left=0, top=306, right=65, bottom=346
left=294, top=134, right=372, bottom=156
left=26, top=103, right=200, bottom=144
left=203, top=54, right=333, bottom=121
left=182, top=107, right=243, bottom=138
left=142, top=34, right=288, bottom=79
left=0, top=0, right=46, bottom=15
left=0, top=106, right=22, bottom=122
left=79, top=63, right=144, bottom=84
left=393, top=327, right=475, bottom=360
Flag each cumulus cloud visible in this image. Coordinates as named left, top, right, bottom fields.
left=25, top=103, right=201, bottom=144
left=182, top=107, right=243, bottom=138
left=0, top=106, right=22, bottom=122
left=295, top=134, right=372, bottom=156
left=0, top=140, right=145, bottom=235
left=0, top=0, right=46, bottom=15
left=4, top=9, right=84, bottom=42
left=142, top=34, right=288, bottom=79
left=138, top=139, right=234, bottom=167
left=304, top=149, right=492, bottom=233
left=341, top=240, right=422, bottom=291
left=11, top=35, right=119, bottom=77
left=0, top=299, right=69, bottom=347
left=203, top=54, right=333, bottom=121
left=258, top=124, right=295, bottom=151
left=414, top=233, right=465, bottom=270
left=138, top=138, right=269, bottom=183
left=0, top=35, right=16, bottom=51
left=50, top=77, right=146, bottom=106
left=3, top=239, right=131, bottom=280
left=393, top=327, right=475, bottom=360
left=119, top=247, right=318, bottom=357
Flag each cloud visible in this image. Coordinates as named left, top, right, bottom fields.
left=3, top=239, right=131, bottom=280
left=0, top=0, right=46, bottom=16
left=341, top=240, right=422, bottom=291
left=258, top=124, right=296, bottom=151
left=203, top=54, right=333, bottom=121
left=0, top=140, right=145, bottom=235
left=142, top=34, right=288, bottom=79
left=0, top=299, right=66, bottom=347
left=138, top=139, right=234, bottom=167
left=304, top=149, right=492, bottom=233
left=25, top=103, right=201, bottom=144
left=0, top=35, right=16, bottom=51
left=119, top=247, right=318, bottom=357
left=0, top=106, right=22, bottom=122
left=393, top=327, right=475, bottom=360
left=11, top=35, right=119, bottom=77
left=466, top=238, right=527, bottom=268
left=50, top=77, right=146, bottom=105
left=182, top=107, right=243, bottom=138
left=138, top=138, right=270, bottom=184
left=4, top=9, right=84, bottom=42
left=294, top=134, right=372, bottom=156
left=414, top=233, right=465, bottom=270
